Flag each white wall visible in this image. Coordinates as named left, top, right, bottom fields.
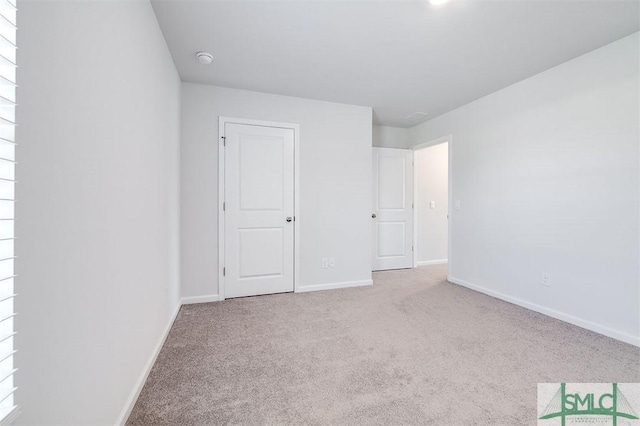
left=415, top=143, right=448, bottom=265
left=15, top=1, right=181, bottom=424
left=372, top=125, right=411, bottom=148
left=181, top=83, right=372, bottom=299
left=409, top=33, right=639, bottom=345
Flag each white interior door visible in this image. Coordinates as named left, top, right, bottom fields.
left=224, top=123, right=295, bottom=298
left=372, top=148, right=414, bottom=271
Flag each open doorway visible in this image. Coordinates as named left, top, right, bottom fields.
left=413, top=137, right=450, bottom=270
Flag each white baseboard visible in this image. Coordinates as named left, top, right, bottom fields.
left=447, top=276, right=640, bottom=347
left=115, top=302, right=182, bottom=425
left=182, top=282, right=375, bottom=300
left=296, top=279, right=373, bottom=293
left=181, top=294, right=222, bottom=304
left=416, top=259, right=448, bottom=266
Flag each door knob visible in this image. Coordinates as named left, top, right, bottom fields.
left=371, top=213, right=377, bottom=218
left=286, top=217, right=293, bottom=222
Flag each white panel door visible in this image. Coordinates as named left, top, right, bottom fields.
left=372, top=148, right=414, bottom=271
left=224, top=123, right=295, bottom=298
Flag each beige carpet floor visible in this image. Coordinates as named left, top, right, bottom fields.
left=127, top=265, right=639, bottom=425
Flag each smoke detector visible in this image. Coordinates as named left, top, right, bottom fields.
left=196, top=51, right=213, bottom=65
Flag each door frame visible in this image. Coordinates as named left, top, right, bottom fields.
left=412, top=135, right=452, bottom=271
left=218, top=116, right=300, bottom=300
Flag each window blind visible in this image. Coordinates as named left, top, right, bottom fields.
left=0, top=0, right=16, bottom=423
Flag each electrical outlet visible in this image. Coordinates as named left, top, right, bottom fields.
left=329, top=257, right=335, bottom=268
left=430, top=201, right=436, bottom=209
left=454, top=200, right=461, bottom=210
left=542, top=273, right=551, bottom=287
left=321, top=258, right=328, bottom=269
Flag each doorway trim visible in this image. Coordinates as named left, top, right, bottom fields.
left=412, top=135, right=452, bottom=271
left=218, top=116, right=300, bottom=300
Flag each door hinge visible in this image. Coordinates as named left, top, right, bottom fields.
left=223, top=267, right=226, bottom=276
left=223, top=202, right=226, bottom=211
left=221, top=136, right=226, bottom=146
left=412, top=202, right=414, bottom=209
left=412, top=246, right=414, bottom=252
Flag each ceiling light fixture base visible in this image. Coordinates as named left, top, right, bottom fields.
left=196, top=51, right=213, bottom=65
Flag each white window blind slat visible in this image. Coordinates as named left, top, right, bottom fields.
left=0, top=111, right=13, bottom=126
left=0, top=2, right=13, bottom=15
left=0, top=386, right=16, bottom=405
left=0, top=315, right=14, bottom=327
left=0, top=19, right=15, bottom=50
left=0, top=74, right=12, bottom=87
left=0, top=296, right=12, bottom=319
left=0, top=12, right=16, bottom=35
left=0, top=390, right=16, bottom=416
left=0, top=0, right=13, bottom=421
left=0, top=58, right=15, bottom=94
left=0, top=59, right=15, bottom=91
left=0, top=74, right=14, bottom=87
left=0, top=336, right=12, bottom=363
left=0, top=315, right=12, bottom=339
left=0, top=130, right=14, bottom=144
left=0, top=144, right=14, bottom=163
left=0, top=281, right=12, bottom=306
left=0, top=34, right=14, bottom=50
left=0, top=181, right=12, bottom=202
left=0, top=407, right=18, bottom=426
left=0, top=223, right=11, bottom=243
left=0, top=36, right=15, bottom=68
left=0, top=333, right=14, bottom=345
left=0, top=258, right=12, bottom=281
left=0, top=96, right=13, bottom=107
left=0, top=1, right=15, bottom=23
left=0, top=75, right=14, bottom=106
left=0, top=101, right=15, bottom=125
left=0, top=369, right=15, bottom=388
left=0, top=96, right=16, bottom=107
left=0, top=201, right=12, bottom=221
left=0, top=162, right=12, bottom=181
left=0, top=357, right=13, bottom=379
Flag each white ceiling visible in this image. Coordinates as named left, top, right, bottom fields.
left=151, top=0, right=639, bottom=127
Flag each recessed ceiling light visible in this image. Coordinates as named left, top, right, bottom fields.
left=429, top=0, right=450, bottom=5
left=195, top=51, right=213, bottom=65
